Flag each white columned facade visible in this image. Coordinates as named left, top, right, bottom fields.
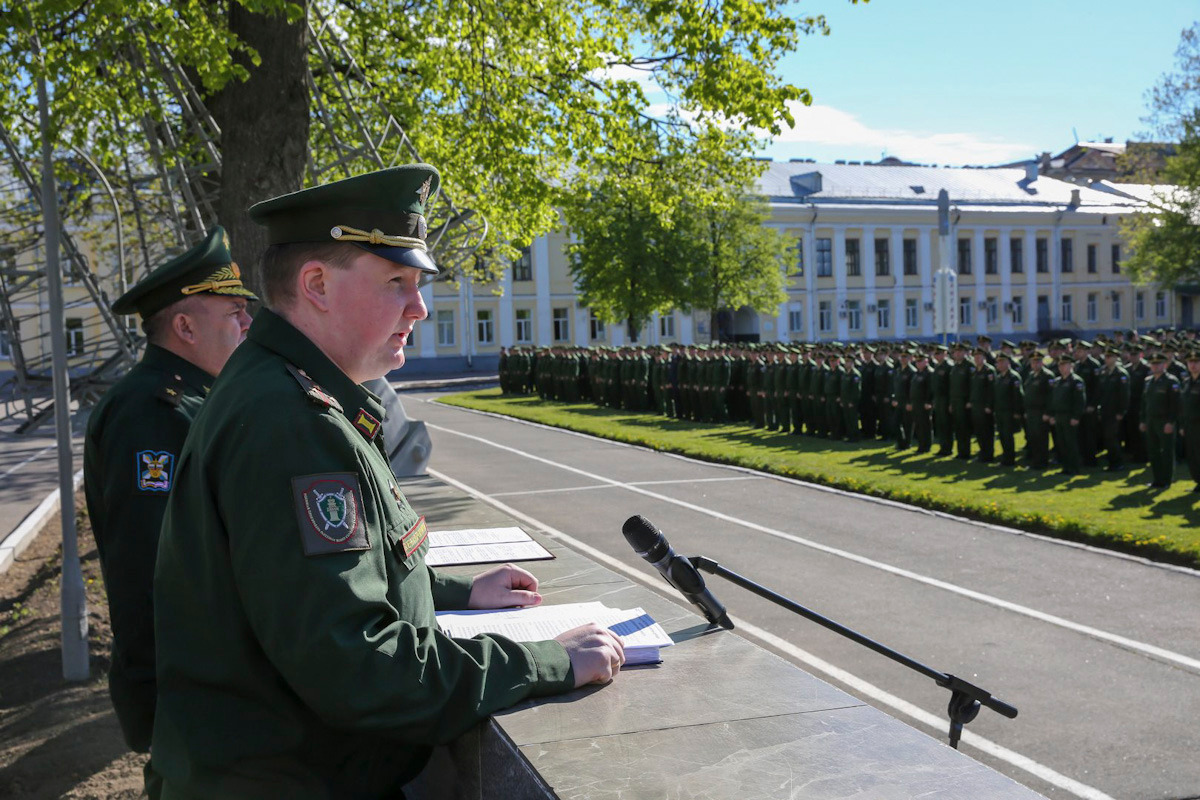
left=999, top=227, right=1013, bottom=335
left=418, top=283, right=437, bottom=359
left=498, top=268, right=514, bottom=347
left=889, top=227, right=905, bottom=339
left=916, top=227, right=932, bottom=338
left=862, top=224, right=877, bottom=339
left=1051, top=223, right=1063, bottom=328
left=680, top=312, right=695, bottom=345
left=973, top=229, right=986, bottom=335
left=1023, top=228, right=1038, bottom=335
left=804, top=221, right=817, bottom=341
left=574, top=305, right=589, bottom=347
left=833, top=226, right=848, bottom=339
left=533, top=236, right=552, bottom=345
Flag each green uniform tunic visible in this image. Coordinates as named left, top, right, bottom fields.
left=908, top=365, right=933, bottom=453
left=949, top=359, right=974, bottom=459
left=1142, top=372, right=1181, bottom=488
left=992, top=368, right=1024, bottom=466
left=1182, top=373, right=1200, bottom=488
left=83, top=344, right=213, bottom=753
left=1022, top=366, right=1054, bottom=469
left=153, top=311, right=573, bottom=799
left=1049, top=372, right=1087, bottom=475
left=839, top=364, right=862, bottom=442
left=969, top=361, right=997, bottom=462
left=1097, top=365, right=1131, bottom=470
left=932, top=358, right=953, bottom=455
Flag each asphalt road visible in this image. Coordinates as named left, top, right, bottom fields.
left=405, top=388, right=1200, bottom=800
left=0, top=411, right=86, bottom=550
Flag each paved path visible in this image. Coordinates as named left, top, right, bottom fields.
left=406, top=389, right=1200, bottom=800
left=0, top=411, right=85, bottom=549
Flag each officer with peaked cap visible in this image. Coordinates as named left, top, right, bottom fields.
left=83, top=225, right=255, bottom=795
left=151, top=166, right=624, bottom=799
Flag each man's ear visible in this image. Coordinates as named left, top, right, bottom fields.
left=297, top=260, right=331, bottom=312
left=171, top=310, right=197, bottom=345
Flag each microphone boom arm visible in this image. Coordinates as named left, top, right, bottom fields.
left=689, top=555, right=1017, bottom=749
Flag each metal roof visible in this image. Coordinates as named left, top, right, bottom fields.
left=757, top=161, right=1145, bottom=210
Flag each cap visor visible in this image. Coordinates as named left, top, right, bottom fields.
left=354, top=243, right=438, bottom=274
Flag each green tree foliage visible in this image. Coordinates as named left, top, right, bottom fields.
left=565, top=128, right=786, bottom=340
left=2, top=0, right=857, bottom=285
left=1123, top=23, right=1200, bottom=288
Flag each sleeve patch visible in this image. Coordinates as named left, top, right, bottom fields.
left=401, top=516, right=429, bottom=557
left=136, top=450, right=174, bottom=492
left=292, top=473, right=371, bottom=555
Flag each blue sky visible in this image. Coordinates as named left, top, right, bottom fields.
left=753, top=0, right=1197, bottom=165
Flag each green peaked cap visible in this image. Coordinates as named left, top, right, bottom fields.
left=248, top=164, right=441, bottom=274
left=112, top=225, right=256, bottom=317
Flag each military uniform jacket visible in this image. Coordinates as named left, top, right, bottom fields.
left=1142, top=373, right=1181, bottom=424
left=949, top=360, right=974, bottom=409
left=1097, top=366, right=1131, bottom=418
left=932, top=360, right=952, bottom=404
left=83, top=344, right=212, bottom=753
left=1022, top=367, right=1053, bottom=412
left=1049, top=373, right=1087, bottom=420
left=909, top=367, right=932, bottom=406
left=152, top=310, right=573, bottom=800
left=969, top=362, right=996, bottom=410
left=1182, top=374, right=1200, bottom=427
left=993, top=370, right=1024, bottom=416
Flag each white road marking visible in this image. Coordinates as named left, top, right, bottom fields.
left=491, top=475, right=761, bottom=498
left=0, top=443, right=56, bottom=480
left=428, top=466, right=1115, bottom=800
left=426, top=421, right=1200, bottom=675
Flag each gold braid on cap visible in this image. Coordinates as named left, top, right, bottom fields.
left=181, top=264, right=245, bottom=295
left=330, top=224, right=427, bottom=251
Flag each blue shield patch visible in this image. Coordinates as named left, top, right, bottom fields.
left=136, top=450, right=174, bottom=492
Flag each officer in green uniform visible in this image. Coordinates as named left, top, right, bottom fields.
left=1124, top=346, right=1150, bottom=462
left=968, top=347, right=997, bottom=463
left=1022, top=351, right=1054, bottom=470
left=1141, top=352, right=1181, bottom=490
left=931, top=346, right=953, bottom=456
left=908, top=351, right=933, bottom=453
left=1073, top=341, right=1101, bottom=467
left=824, top=351, right=845, bottom=440
left=152, top=167, right=624, bottom=799
left=807, top=351, right=827, bottom=437
left=1048, top=354, right=1087, bottom=476
left=890, top=349, right=914, bottom=450
left=1097, top=348, right=1131, bottom=471
left=84, top=227, right=255, bottom=791
left=840, top=353, right=862, bottom=442
left=1180, top=350, right=1200, bottom=492
left=949, top=344, right=974, bottom=460
left=992, top=352, right=1024, bottom=466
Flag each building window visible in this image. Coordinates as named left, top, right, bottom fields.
left=958, top=296, right=972, bottom=326
left=846, top=300, right=862, bottom=331
left=845, top=238, right=861, bottom=277
left=788, top=308, right=803, bottom=333
left=1036, top=238, right=1049, bottom=273
left=1111, top=244, right=1121, bottom=274
left=436, top=309, right=455, bottom=346
left=1112, top=293, right=1122, bottom=321
left=874, top=238, right=890, bottom=276
left=1136, top=292, right=1145, bottom=321
left=1087, top=243, right=1097, bottom=274
left=818, top=301, right=833, bottom=332
left=476, top=309, right=494, bottom=344
left=1011, top=295, right=1024, bottom=325
left=984, top=237, right=998, bottom=275
left=1060, top=294, right=1073, bottom=323
left=589, top=311, right=606, bottom=341
left=1060, top=238, right=1073, bottom=273
left=791, top=239, right=804, bottom=276
left=552, top=307, right=570, bottom=341
left=512, top=247, right=532, bottom=281
left=65, top=318, right=84, bottom=356
left=876, top=298, right=890, bottom=329
left=903, top=238, right=918, bottom=276
left=816, top=238, right=833, bottom=277
left=659, top=313, right=675, bottom=338
left=1086, top=293, right=1097, bottom=324
left=986, top=296, right=998, bottom=325
left=957, top=238, right=972, bottom=275
left=905, top=298, right=919, bottom=329
left=1156, top=291, right=1167, bottom=318
left=1010, top=237, right=1024, bottom=274
left=515, top=309, right=532, bottom=343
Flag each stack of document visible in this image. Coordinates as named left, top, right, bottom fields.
left=436, top=602, right=673, bottom=665
left=425, top=527, right=554, bottom=567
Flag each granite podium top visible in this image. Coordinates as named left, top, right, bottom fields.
left=401, top=475, right=1045, bottom=800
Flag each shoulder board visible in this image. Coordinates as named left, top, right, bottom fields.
left=155, top=373, right=187, bottom=408
left=286, top=363, right=344, bottom=413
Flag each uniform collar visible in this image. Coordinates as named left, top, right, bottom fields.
left=248, top=308, right=386, bottom=424
left=142, top=343, right=215, bottom=395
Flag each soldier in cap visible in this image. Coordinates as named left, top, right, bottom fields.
left=1048, top=354, right=1086, bottom=476
left=1124, top=345, right=1150, bottom=462
left=1022, top=351, right=1054, bottom=469
left=968, top=347, right=996, bottom=463
left=949, top=343, right=974, bottom=459
left=931, top=345, right=953, bottom=456
left=993, top=351, right=1024, bottom=466
left=83, top=226, right=255, bottom=793
left=908, top=351, right=934, bottom=453
left=152, top=167, right=624, bottom=798
left=1097, top=348, right=1131, bottom=471
left=1141, top=352, right=1181, bottom=489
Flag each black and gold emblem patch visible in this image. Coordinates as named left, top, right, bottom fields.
left=292, top=473, right=370, bottom=555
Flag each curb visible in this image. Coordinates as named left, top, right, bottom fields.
left=0, top=468, right=84, bottom=575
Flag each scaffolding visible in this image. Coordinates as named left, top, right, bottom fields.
left=0, top=8, right=488, bottom=431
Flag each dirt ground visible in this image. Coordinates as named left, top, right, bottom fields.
left=0, top=492, right=146, bottom=799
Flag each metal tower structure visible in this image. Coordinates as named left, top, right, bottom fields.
left=0, top=8, right=488, bottom=431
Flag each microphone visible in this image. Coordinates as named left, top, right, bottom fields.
left=622, top=515, right=734, bottom=630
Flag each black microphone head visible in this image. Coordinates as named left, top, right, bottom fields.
left=622, top=515, right=663, bottom=555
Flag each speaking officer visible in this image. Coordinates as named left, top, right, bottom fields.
left=83, top=226, right=254, bottom=769
left=1141, top=352, right=1181, bottom=490
left=152, top=166, right=624, bottom=799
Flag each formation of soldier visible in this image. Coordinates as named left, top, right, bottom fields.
left=499, top=328, right=1200, bottom=493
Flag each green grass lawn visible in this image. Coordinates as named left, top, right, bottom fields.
left=439, top=389, right=1200, bottom=569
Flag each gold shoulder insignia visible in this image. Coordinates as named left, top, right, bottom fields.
left=155, top=373, right=186, bottom=407
left=286, top=363, right=343, bottom=413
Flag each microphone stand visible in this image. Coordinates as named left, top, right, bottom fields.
left=689, top=555, right=1018, bottom=749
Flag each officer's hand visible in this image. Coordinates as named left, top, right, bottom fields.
left=555, top=623, right=626, bottom=687
left=467, top=564, right=542, bottom=609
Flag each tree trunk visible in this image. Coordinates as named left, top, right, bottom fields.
left=209, top=1, right=311, bottom=296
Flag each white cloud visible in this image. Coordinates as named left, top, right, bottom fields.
left=769, top=103, right=1036, bottom=166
